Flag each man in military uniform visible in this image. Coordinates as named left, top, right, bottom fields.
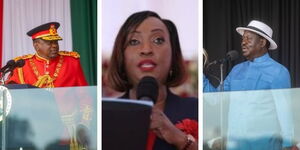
left=7, top=22, right=92, bottom=150
left=7, top=22, right=88, bottom=88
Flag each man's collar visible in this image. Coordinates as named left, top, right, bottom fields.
left=35, top=53, right=59, bottom=64
left=252, top=53, right=270, bottom=63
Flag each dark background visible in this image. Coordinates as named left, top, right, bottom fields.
left=204, top=0, right=300, bottom=87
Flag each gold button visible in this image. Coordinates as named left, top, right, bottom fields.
left=45, top=71, right=49, bottom=75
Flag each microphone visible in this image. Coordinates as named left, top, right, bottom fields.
left=4, top=59, right=25, bottom=74
left=15, top=59, right=25, bottom=68
left=207, top=50, right=239, bottom=66
left=0, top=60, right=16, bottom=73
left=136, top=76, right=158, bottom=104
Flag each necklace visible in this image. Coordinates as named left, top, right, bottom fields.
left=29, top=55, right=64, bottom=87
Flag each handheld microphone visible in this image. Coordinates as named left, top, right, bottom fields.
left=207, top=50, right=239, bottom=66
left=0, top=60, right=16, bottom=73
left=136, top=76, right=158, bottom=104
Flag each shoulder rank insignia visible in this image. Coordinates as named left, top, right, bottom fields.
left=59, top=51, right=80, bottom=58
left=13, top=54, right=34, bottom=61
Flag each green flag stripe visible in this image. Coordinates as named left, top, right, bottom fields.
left=70, top=0, right=97, bottom=85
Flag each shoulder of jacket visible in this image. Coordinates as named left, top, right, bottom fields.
left=13, top=54, right=34, bottom=61
left=59, top=51, right=80, bottom=58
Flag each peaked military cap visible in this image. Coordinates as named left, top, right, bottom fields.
left=27, top=22, right=63, bottom=41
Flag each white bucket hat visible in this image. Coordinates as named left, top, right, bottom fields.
left=236, top=20, right=277, bottom=50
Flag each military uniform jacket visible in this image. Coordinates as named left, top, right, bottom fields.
left=7, top=51, right=88, bottom=88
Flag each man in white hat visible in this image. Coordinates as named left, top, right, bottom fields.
left=204, top=20, right=294, bottom=150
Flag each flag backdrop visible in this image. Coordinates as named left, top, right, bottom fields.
left=1, top=0, right=97, bottom=85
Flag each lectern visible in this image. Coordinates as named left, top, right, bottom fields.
left=0, top=84, right=64, bottom=150
left=102, top=98, right=153, bottom=150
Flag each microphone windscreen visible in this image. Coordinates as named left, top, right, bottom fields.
left=0, top=59, right=15, bottom=72
left=16, top=59, right=25, bottom=67
left=136, top=76, right=158, bottom=103
left=227, top=50, right=239, bottom=61
left=7, top=59, right=15, bottom=66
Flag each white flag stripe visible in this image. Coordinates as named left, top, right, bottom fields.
left=2, top=0, right=73, bottom=65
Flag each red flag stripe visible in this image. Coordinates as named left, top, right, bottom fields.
left=0, top=0, right=3, bottom=67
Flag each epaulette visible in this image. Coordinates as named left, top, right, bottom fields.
left=59, top=51, right=80, bottom=58
left=13, top=54, right=34, bottom=61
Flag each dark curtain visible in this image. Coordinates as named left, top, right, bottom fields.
left=71, top=0, right=97, bottom=85
left=204, top=0, right=300, bottom=87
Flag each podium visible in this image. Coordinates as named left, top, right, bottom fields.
left=102, top=98, right=153, bottom=150
left=4, top=84, right=37, bottom=89
left=0, top=84, right=63, bottom=150
left=0, top=85, right=97, bottom=150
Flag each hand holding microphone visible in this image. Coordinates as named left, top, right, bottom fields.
left=136, top=76, right=188, bottom=147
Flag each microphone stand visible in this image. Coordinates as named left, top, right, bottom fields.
left=219, top=64, right=224, bottom=92
left=219, top=63, right=225, bottom=149
left=0, top=73, right=4, bottom=85
left=0, top=70, right=11, bottom=86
